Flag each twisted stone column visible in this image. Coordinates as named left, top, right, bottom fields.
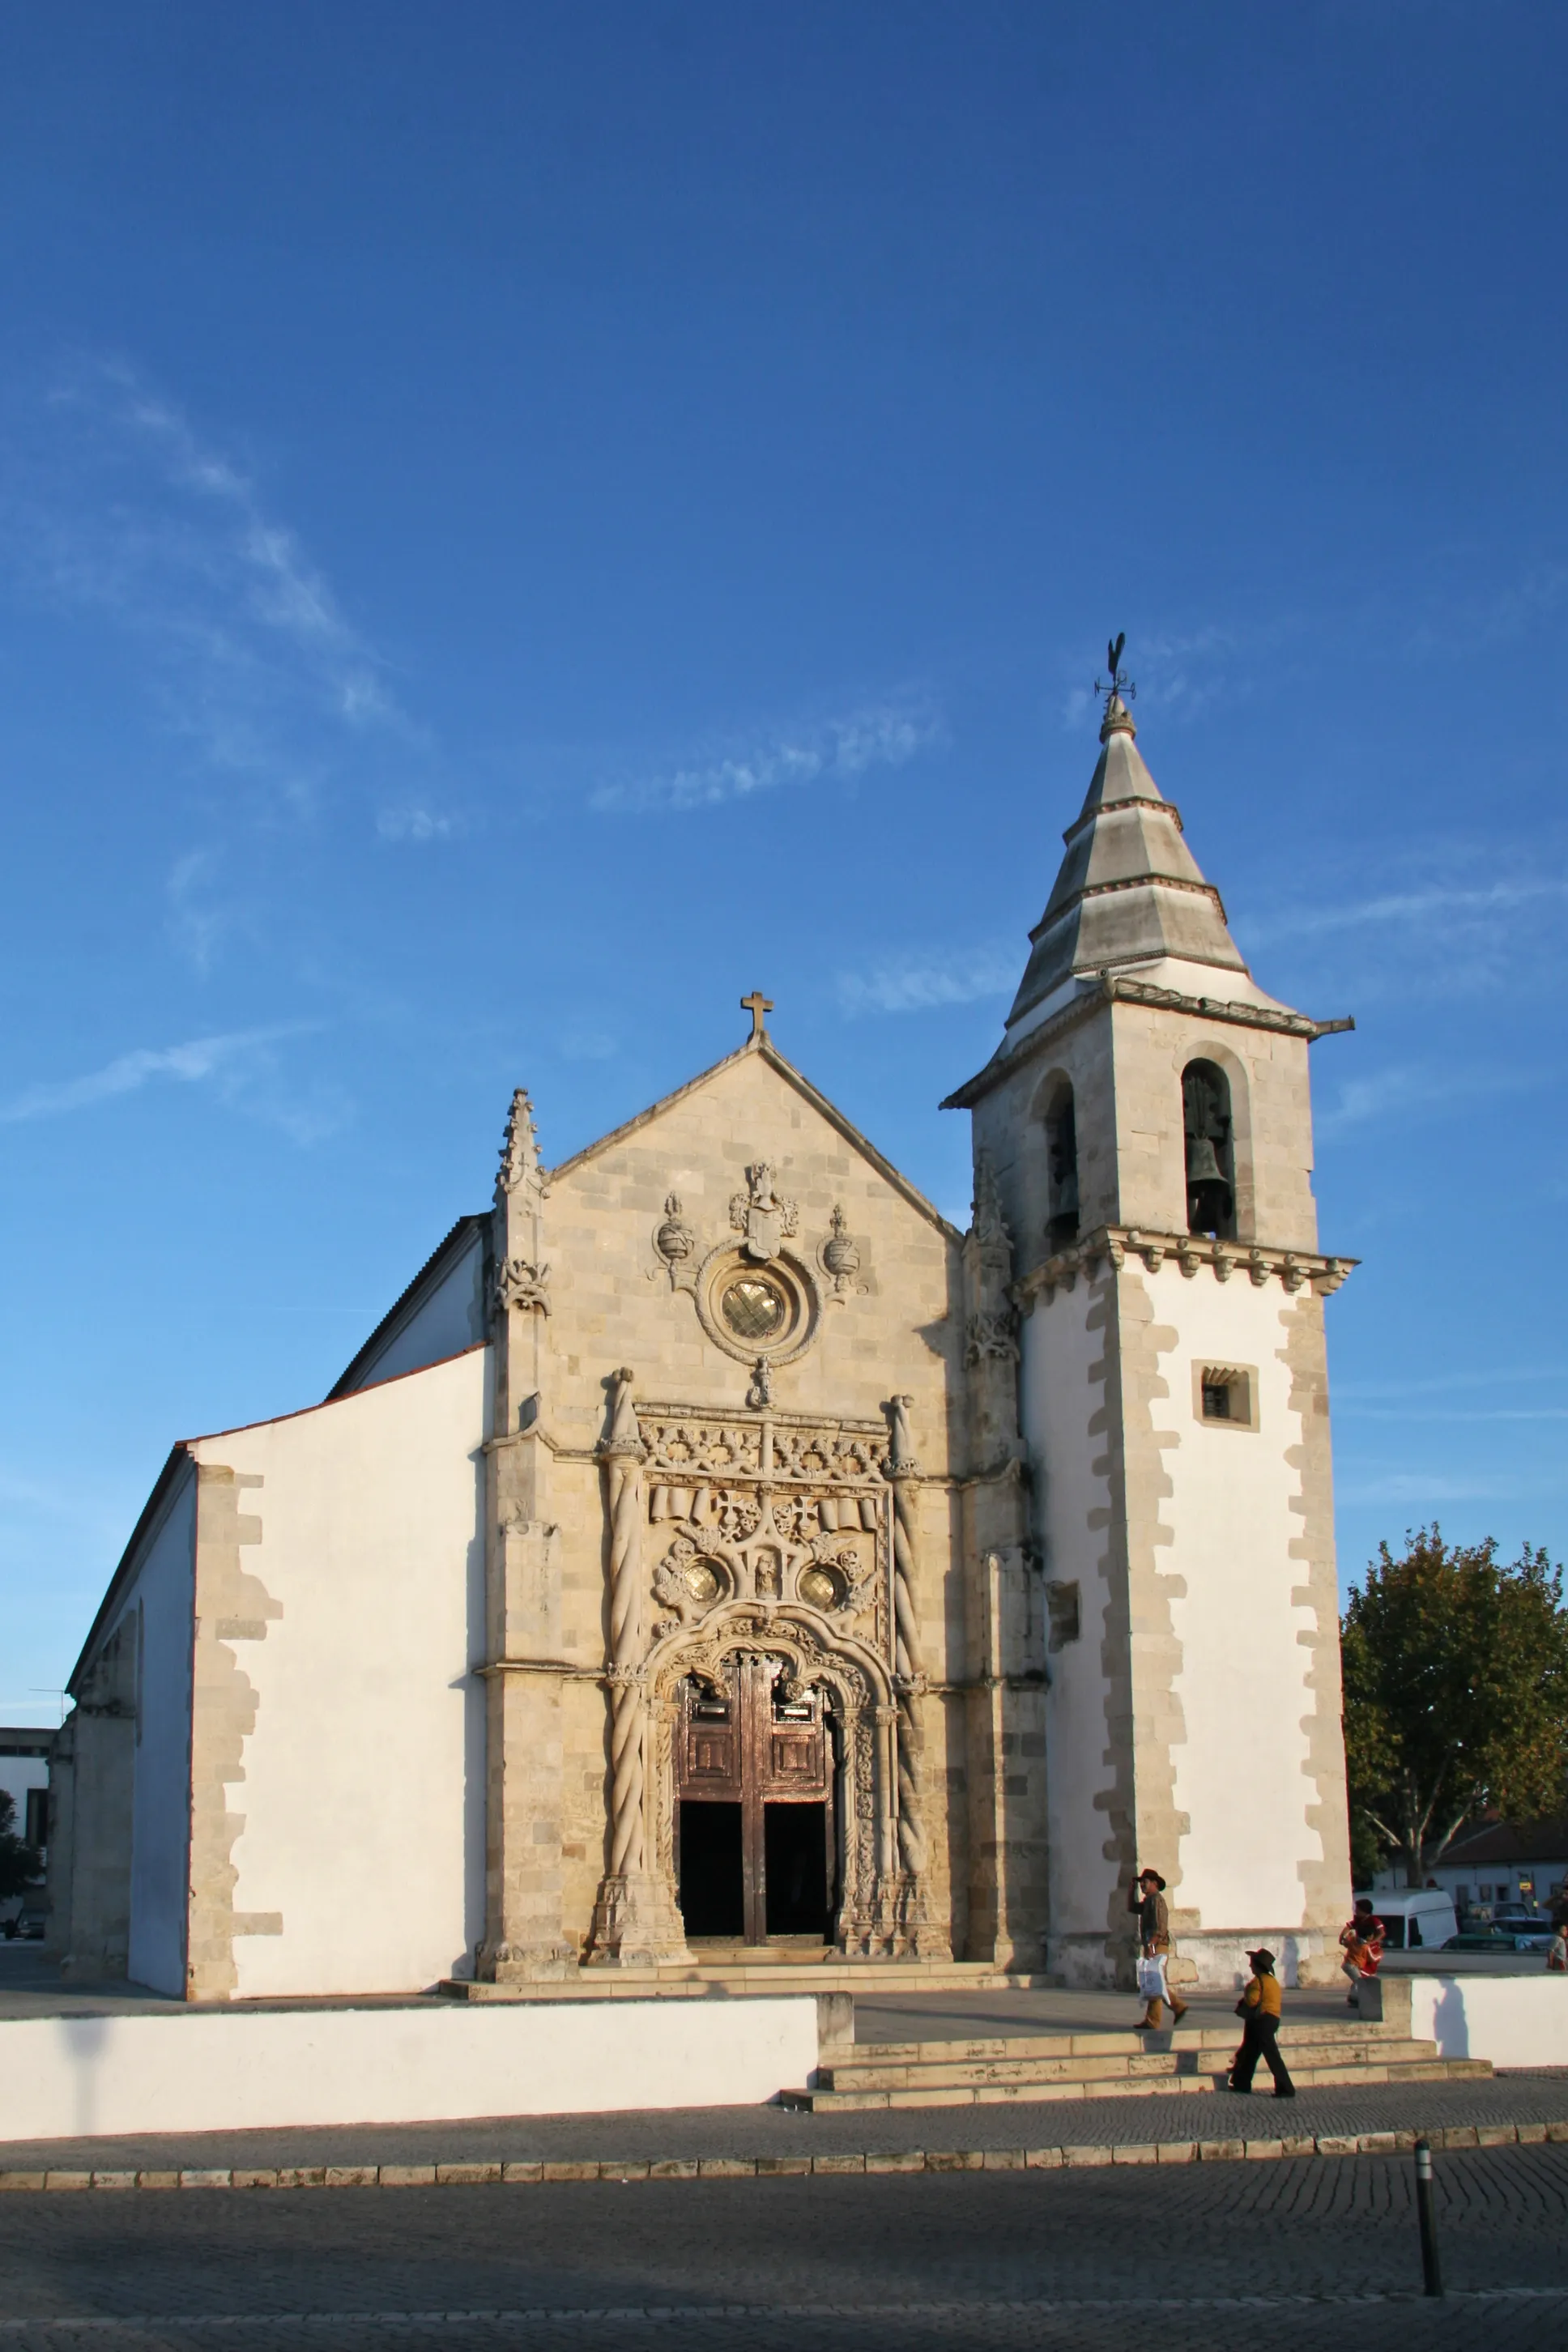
left=601, top=1368, right=647, bottom=1882
left=886, top=1394, right=928, bottom=1887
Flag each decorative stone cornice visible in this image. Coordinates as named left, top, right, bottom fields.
left=1060, top=790, right=1187, bottom=846
left=941, top=974, right=1354, bottom=1112
left=1016, top=1225, right=1357, bottom=1308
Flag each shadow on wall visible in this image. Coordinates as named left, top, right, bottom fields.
left=61, top=2013, right=112, bottom=2137
left=1429, top=1979, right=1470, bottom=2059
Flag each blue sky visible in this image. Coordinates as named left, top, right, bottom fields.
left=2, top=2, right=1565, bottom=1723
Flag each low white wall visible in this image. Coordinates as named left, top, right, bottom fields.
left=2, top=1996, right=819, bottom=2143
left=1410, top=1973, right=1568, bottom=2069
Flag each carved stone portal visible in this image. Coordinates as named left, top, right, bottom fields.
left=584, top=1391, right=946, bottom=1962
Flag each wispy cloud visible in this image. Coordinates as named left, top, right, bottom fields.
left=590, top=697, right=944, bottom=815
left=377, top=804, right=459, bottom=844
left=1349, top=1408, right=1568, bottom=1425
left=1400, top=561, right=1568, bottom=664
left=837, top=942, right=1016, bottom=1017
left=1242, top=842, right=1568, bottom=1012
left=1315, top=1059, right=1538, bottom=1139
left=0, top=360, right=454, bottom=875
left=18, top=362, right=403, bottom=733
left=1336, top=1470, right=1533, bottom=1508
left=1337, top=1366, right=1568, bottom=1402
left=0, top=1024, right=346, bottom=1144
left=1255, top=873, right=1568, bottom=947
left=1060, top=621, right=1292, bottom=732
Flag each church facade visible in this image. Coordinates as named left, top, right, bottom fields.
left=50, top=689, right=1357, bottom=2000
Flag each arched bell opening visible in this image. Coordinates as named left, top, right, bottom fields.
left=1182, top=1059, right=1236, bottom=1238
left=1042, top=1079, right=1080, bottom=1250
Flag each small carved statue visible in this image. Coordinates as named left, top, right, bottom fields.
left=885, top=1393, right=919, bottom=1476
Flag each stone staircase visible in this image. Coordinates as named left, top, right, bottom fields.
left=782, top=2017, right=1493, bottom=2112
left=444, top=1958, right=1051, bottom=2001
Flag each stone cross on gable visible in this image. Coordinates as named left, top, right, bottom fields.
left=741, top=989, right=773, bottom=1040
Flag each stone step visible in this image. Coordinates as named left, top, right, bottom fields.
left=847, top=2022, right=1434, bottom=2065
left=822, top=2038, right=1447, bottom=2093
left=442, top=1962, right=1056, bottom=2002
left=782, top=2054, right=1493, bottom=2113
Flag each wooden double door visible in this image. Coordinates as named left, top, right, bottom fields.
left=675, top=1655, right=837, bottom=1945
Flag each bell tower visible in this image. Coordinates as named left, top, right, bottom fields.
left=944, top=650, right=1356, bottom=1988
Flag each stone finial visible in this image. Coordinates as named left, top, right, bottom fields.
left=1099, top=692, right=1136, bottom=743
left=496, top=1089, right=544, bottom=1202
left=821, top=1205, right=861, bottom=1300
left=654, top=1193, right=695, bottom=1285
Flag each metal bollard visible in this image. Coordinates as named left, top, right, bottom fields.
left=1413, top=2137, right=1444, bottom=2298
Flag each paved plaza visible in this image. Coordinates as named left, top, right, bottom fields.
left=0, top=2146, right=1565, bottom=2348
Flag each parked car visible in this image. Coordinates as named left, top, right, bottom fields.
left=1443, top=1925, right=1549, bottom=1953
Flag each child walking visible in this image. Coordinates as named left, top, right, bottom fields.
left=1228, top=1947, right=1297, bottom=2098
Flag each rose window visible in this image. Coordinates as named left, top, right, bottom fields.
left=721, top=1274, right=789, bottom=1342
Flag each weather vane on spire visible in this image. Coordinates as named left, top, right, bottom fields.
left=1093, top=632, right=1136, bottom=716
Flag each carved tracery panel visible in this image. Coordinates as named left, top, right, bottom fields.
left=638, top=1403, right=894, bottom=1661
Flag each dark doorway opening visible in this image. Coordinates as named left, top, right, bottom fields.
left=765, top=1802, right=829, bottom=1937
left=677, top=1801, right=744, bottom=1937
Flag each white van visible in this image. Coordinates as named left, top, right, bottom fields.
left=1356, top=1890, right=1458, bottom=1950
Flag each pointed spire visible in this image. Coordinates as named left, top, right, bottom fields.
left=496, top=1087, right=545, bottom=1204
left=1006, top=655, right=1249, bottom=1030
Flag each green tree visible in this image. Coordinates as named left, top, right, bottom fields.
left=0, top=1790, right=41, bottom=1905
left=1341, top=1527, right=1568, bottom=1886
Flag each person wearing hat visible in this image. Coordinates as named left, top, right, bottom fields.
left=1228, top=1948, right=1296, bottom=2097
left=1128, top=1868, right=1187, bottom=2030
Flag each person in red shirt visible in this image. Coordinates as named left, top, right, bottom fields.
left=1339, top=1897, right=1385, bottom=2004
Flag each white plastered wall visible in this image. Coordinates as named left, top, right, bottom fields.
left=1022, top=1288, right=1118, bottom=1943
left=125, top=1465, right=197, bottom=1995
left=189, top=1344, right=489, bottom=1996
left=1145, top=1265, right=1318, bottom=1930
left=342, top=1233, right=486, bottom=1392
left=1, top=1997, right=820, bottom=2141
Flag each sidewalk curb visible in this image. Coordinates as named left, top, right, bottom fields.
left=2, top=2120, right=1563, bottom=2192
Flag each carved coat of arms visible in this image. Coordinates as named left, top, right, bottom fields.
left=729, top=1162, right=798, bottom=1263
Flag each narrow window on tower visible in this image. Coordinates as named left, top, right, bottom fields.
left=1182, top=1060, right=1235, bottom=1238
left=1045, top=1083, right=1080, bottom=1249
left=1191, top=1361, right=1258, bottom=1430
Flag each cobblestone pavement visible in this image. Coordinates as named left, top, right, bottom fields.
left=0, top=2147, right=1564, bottom=2350
left=2, top=2069, right=1563, bottom=2178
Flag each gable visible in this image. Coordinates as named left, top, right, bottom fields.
left=548, top=1037, right=960, bottom=1243
left=540, top=1038, right=965, bottom=1463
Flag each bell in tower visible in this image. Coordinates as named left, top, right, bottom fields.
left=1182, top=1061, right=1234, bottom=1238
